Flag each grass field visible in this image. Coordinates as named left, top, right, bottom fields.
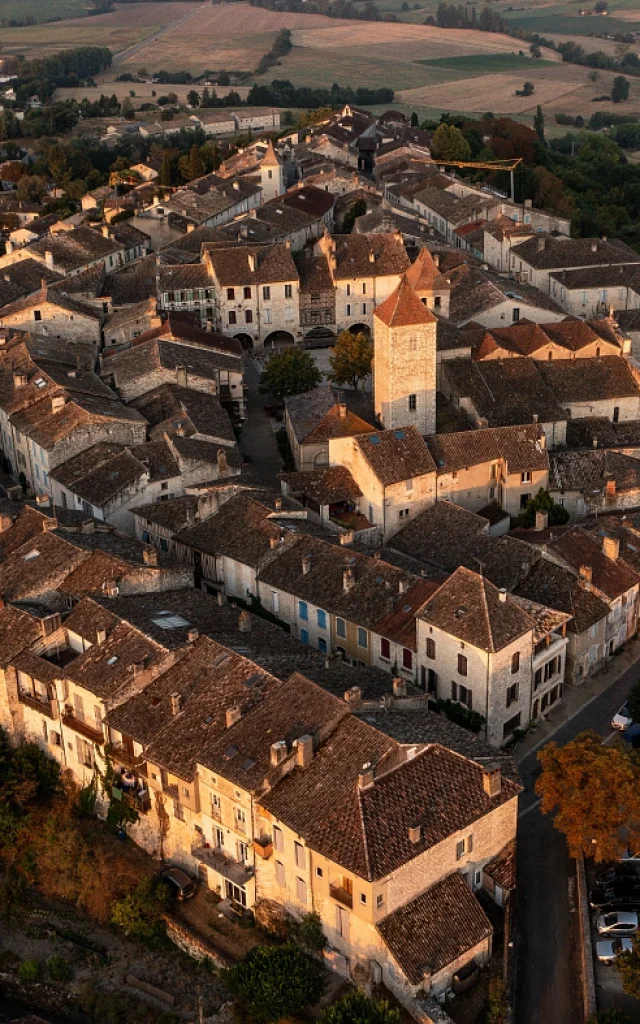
left=415, top=53, right=556, bottom=71
left=1, top=2, right=201, bottom=59
left=0, top=0, right=88, bottom=22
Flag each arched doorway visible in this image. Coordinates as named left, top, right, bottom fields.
left=234, top=333, right=254, bottom=351
left=304, top=327, right=336, bottom=349
left=348, top=323, right=370, bottom=337
left=263, top=330, right=295, bottom=350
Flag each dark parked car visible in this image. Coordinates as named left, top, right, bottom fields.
left=590, top=885, right=640, bottom=910
left=157, top=865, right=197, bottom=901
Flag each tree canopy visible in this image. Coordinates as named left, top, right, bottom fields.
left=430, top=123, right=471, bottom=162
left=322, top=991, right=401, bottom=1024
left=536, top=731, right=640, bottom=861
left=259, top=347, right=322, bottom=400
left=329, top=330, right=373, bottom=391
left=517, top=488, right=570, bottom=528
left=226, top=944, right=326, bottom=1024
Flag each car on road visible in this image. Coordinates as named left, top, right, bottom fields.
left=595, top=937, right=633, bottom=963
left=597, top=911, right=639, bottom=936
left=156, top=865, right=197, bottom=901
left=611, top=704, right=634, bottom=730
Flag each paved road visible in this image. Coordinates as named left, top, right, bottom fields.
left=515, top=657, right=640, bottom=1024
left=238, top=359, right=283, bottom=488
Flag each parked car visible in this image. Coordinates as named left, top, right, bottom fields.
left=612, top=704, right=634, bottom=731
left=595, top=863, right=639, bottom=886
left=597, top=911, right=639, bottom=937
left=156, top=866, right=197, bottom=901
left=590, top=884, right=640, bottom=908
left=596, top=937, right=633, bottom=963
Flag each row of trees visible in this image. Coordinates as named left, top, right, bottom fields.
left=435, top=3, right=505, bottom=32
left=9, top=46, right=112, bottom=103
left=256, top=28, right=293, bottom=76
left=258, top=331, right=373, bottom=399
left=246, top=78, right=394, bottom=109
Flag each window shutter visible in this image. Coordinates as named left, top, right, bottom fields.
left=275, top=861, right=285, bottom=887
left=296, top=877, right=307, bottom=904
left=273, top=826, right=284, bottom=852
left=294, top=842, right=305, bottom=869
left=451, top=681, right=457, bottom=701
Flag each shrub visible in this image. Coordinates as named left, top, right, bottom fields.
left=18, top=958, right=41, bottom=981
left=322, top=991, right=401, bottom=1024
left=297, top=911, right=326, bottom=952
left=437, top=699, right=486, bottom=734
left=46, top=954, right=73, bottom=982
left=226, top=943, right=326, bottom=1023
left=111, top=877, right=168, bottom=939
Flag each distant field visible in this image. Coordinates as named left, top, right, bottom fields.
left=503, top=5, right=633, bottom=35
left=1, top=2, right=200, bottom=59
left=0, top=0, right=88, bottom=22
left=416, top=53, right=556, bottom=71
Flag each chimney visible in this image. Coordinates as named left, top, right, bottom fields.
left=270, top=739, right=288, bottom=766
left=176, top=365, right=187, bottom=387
left=226, top=705, right=241, bottom=728
left=343, top=685, right=362, bottom=706
left=302, top=554, right=312, bottom=575
left=12, top=372, right=27, bottom=388
left=408, top=824, right=422, bottom=844
left=238, top=610, right=251, bottom=633
left=482, top=764, right=502, bottom=798
left=591, top=240, right=598, bottom=253
left=269, top=534, right=280, bottom=549
left=606, top=479, right=616, bottom=497
left=233, top=180, right=240, bottom=191
left=101, top=224, right=110, bottom=238
left=170, top=692, right=182, bottom=716
left=274, top=498, right=282, bottom=512
left=338, top=402, right=347, bottom=418
left=535, top=511, right=548, bottom=531
left=143, top=546, right=158, bottom=566
left=603, top=535, right=620, bottom=562
left=343, top=565, right=355, bottom=592
left=392, top=676, right=406, bottom=697
left=216, top=448, right=229, bottom=477
left=358, top=762, right=374, bottom=790
left=187, top=628, right=199, bottom=643
left=35, top=493, right=50, bottom=508
left=592, top=437, right=598, bottom=450
left=51, top=394, right=66, bottom=414
left=579, top=564, right=593, bottom=584
left=398, top=579, right=409, bottom=594
left=368, top=250, right=376, bottom=263
left=45, top=250, right=54, bottom=270
left=0, top=598, right=5, bottom=611
left=339, top=530, right=354, bottom=546
left=0, top=514, right=12, bottom=533
left=432, top=252, right=440, bottom=268
left=217, top=590, right=225, bottom=607
left=96, top=628, right=107, bottom=644
left=498, top=588, right=507, bottom=603
left=5, top=240, right=13, bottom=255
left=295, top=734, right=313, bottom=768
left=248, top=251, right=256, bottom=272
left=536, top=237, right=545, bottom=252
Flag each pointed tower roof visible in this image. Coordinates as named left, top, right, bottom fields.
left=405, top=247, right=449, bottom=293
left=374, top=275, right=437, bottom=328
left=261, top=139, right=282, bottom=167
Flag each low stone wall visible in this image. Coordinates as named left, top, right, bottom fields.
left=575, top=856, right=596, bottom=1022
left=163, top=914, right=228, bottom=970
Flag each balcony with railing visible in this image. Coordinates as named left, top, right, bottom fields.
left=18, top=689, right=57, bottom=720
left=192, top=845, right=254, bottom=886
left=253, top=836, right=273, bottom=860
left=329, top=882, right=353, bottom=908
left=62, top=707, right=104, bottom=744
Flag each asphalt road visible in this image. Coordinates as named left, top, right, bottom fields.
left=515, top=657, right=640, bottom=1024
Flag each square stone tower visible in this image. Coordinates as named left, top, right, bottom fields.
left=259, top=140, right=286, bottom=204
left=373, top=275, right=437, bottom=435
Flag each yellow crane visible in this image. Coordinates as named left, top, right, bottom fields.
left=434, top=156, right=523, bottom=200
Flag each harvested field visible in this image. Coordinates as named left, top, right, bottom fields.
left=55, top=82, right=251, bottom=104
left=1, top=2, right=200, bottom=59
left=416, top=53, right=556, bottom=71
left=1, top=0, right=87, bottom=20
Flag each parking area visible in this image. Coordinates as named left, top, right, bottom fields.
left=587, top=861, right=640, bottom=1021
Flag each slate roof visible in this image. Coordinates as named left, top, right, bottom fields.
left=374, top=276, right=437, bottom=328
left=418, top=566, right=534, bottom=652
left=510, top=234, right=640, bottom=271
left=354, top=426, right=436, bottom=485
left=378, top=871, right=493, bottom=982
left=428, top=423, right=548, bottom=476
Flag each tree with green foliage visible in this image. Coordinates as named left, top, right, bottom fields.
left=431, top=122, right=471, bottom=162
left=187, top=89, right=200, bottom=107
left=533, top=104, right=545, bottom=142
left=226, top=944, right=326, bottom=1024
left=410, top=111, right=419, bottom=127
left=536, top=730, right=640, bottom=861
left=111, top=877, right=168, bottom=939
left=121, top=96, right=135, bottom=120
left=342, top=197, right=367, bottom=233
left=329, top=330, right=373, bottom=391
left=517, top=488, right=570, bottom=528
left=159, top=152, right=174, bottom=187
left=18, top=960, right=41, bottom=982
left=588, top=1007, right=633, bottom=1023
left=322, top=991, right=400, bottom=1024
left=218, top=71, right=231, bottom=86
left=259, top=348, right=322, bottom=400
left=46, top=955, right=73, bottom=982
left=612, top=75, right=630, bottom=103
left=296, top=912, right=326, bottom=953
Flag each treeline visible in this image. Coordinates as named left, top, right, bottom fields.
left=0, top=15, right=36, bottom=26
left=557, top=40, right=640, bottom=77
left=246, top=78, right=393, bottom=107
left=434, top=4, right=505, bottom=31
left=225, top=0, right=382, bottom=22
left=10, top=47, right=112, bottom=102
left=257, top=28, right=292, bottom=76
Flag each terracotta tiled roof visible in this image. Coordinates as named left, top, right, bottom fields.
left=355, top=425, right=436, bottom=485
left=510, top=234, right=640, bottom=271
left=0, top=603, right=43, bottom=668
left=280, top=466, right=362, bottom=504
left=537, top=355, right=639, bottom=404
left=484, top=838, right=516, bottom=891
left=373, top=577, right=441, bottom=651
left=427, top=423, right=548, bottom=475
left=284, top=386, right=373, bottom=446
left=419, top=566, right=534, bottom=652
left=404, top=247, right=450, bottom=294
left=515, top=557, right=609, bottom=634
left=547, top=526, right=640, bottom=601
left=332, top=232, right=410, bottom=280
left=378, top=871, right=493, bottom=982
left=374, top=276, right=436, bottom=328
left=206, top=242, right=298, bottom=286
